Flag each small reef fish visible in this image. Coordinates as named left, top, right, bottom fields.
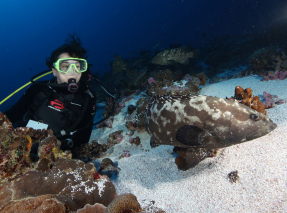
left=151, top=46, right=200, bottom=65
left=144, top=95, right=277, bottom=170
left=152, top=41, right=162, bottom=50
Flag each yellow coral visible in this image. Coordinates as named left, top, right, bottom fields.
left=52, top=147, right=72, bottom=159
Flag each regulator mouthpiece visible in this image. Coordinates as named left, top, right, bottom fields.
left=68, top=78, right=78, bottom=92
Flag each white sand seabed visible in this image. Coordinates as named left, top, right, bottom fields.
left=89, top=76, right=287, bottom=212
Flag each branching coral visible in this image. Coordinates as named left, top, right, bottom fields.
left=261, top=68, right=287, bottom=81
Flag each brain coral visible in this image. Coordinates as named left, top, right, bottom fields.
left=10, top=159, right=116, bottom=209
left=0, top=194, right=67, bottom=213
left=105, top=193, right=143, bottom=213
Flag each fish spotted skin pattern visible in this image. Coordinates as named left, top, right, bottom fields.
left=144, top=95, right=277, bottom=169
left=151, top=46, right=200, bottom=65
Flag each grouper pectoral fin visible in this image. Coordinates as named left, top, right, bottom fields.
left=176, top=125, right=204, bottom=146
left=150, top=136, right=159, bottom=148
left=176, top=125, right=225, bottom=149
left=174, top=147, right=218, bottom=170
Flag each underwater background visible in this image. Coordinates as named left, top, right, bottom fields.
left=1, top=1, right=287, bottom=212
left=0, top=0, right=286, bottom=110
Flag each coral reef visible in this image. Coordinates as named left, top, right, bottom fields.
left=153, top=69, right=174, bottom=84
left=111, top=54, right=128, bottom=74
left=0, top=112, right=118, bottom=211
left=0, top=112, right=72, bottom=185
left=129, top=136, right=141, bottom=146
left=73, top=140, right=108, bottom=161
left=125, top=97, right=148, bottom=132
left=261, top=69, right=287, bottom=81
left=249, top=46, right=282, bottom=72
left=120, top=150, right=130, bottom=159
left=107, top=131, right=124, bottom=148
left=125, top=67, right=148, bottom=89
left=97, top=95, right=135, bottom=129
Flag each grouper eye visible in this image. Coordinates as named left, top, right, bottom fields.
left=250, top=113, right=260, bottom=121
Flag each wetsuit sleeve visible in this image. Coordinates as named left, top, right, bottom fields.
left=4, top=84, right=41, bottom=124
left=72, top=99, right=96, bottom=147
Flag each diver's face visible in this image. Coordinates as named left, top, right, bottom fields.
left=52, top=53, right=82, bottom=84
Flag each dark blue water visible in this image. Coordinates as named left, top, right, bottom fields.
left=0, top=0, right=285, bottom=111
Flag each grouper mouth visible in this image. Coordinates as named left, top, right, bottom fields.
left=246, top=121, right=277, bottom=141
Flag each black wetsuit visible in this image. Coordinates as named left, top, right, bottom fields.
left=5, top=77, right=96, bottom=151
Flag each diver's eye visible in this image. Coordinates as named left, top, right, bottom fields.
left=250, top=113, right=260, bottom=121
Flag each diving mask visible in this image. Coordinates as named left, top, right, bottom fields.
left=53, top=57, right=88, bottom=75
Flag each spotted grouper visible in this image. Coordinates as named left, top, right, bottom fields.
left=144, top=95, right=277, bottom=170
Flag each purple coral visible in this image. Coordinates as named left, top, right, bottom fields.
left=263, top=91, right=286, bottom=108
left=148, top=77, right=156, bottom=85
left=261, top=62, right=287, bottom=81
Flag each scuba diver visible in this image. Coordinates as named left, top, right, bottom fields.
left=4, top=35, right=106, bottom=156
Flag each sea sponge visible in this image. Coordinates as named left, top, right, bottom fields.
left=230, top=86, right=266, bottom=115
left=234, top=85, right=244, bottom=99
